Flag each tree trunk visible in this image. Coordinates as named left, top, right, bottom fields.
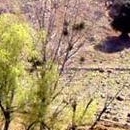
left=4, top=119, right=10, bottom=130
left=3, top=111, right=10, bottom=130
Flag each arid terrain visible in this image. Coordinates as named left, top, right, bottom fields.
left=61, top=0, right=130, bottom=129
left=1, top=0, right=130, bottom=130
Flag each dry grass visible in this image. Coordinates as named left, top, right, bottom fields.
left=0, top=0, right=130, bottom=130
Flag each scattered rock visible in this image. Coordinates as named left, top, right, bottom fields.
left=112, top=117, right=119, bottom=122
left=126, top=118, right=130, bottom=123
left=101, top=94, right=105, bottom=98
left=105, top=110, right=111, bottom=114
left=99, top=68, right=105, bottom=73
left=103, top=114, right=111, bottom=120
left=127, top=113, right=130, bottom=117
left=124, top=123, right=130, bottom=129
left=116, top=96, right=125, bottom=101
left=106, top=69, right=112, bottom=74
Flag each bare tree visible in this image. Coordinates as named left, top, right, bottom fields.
left=18, top=0, right=87, bottom=129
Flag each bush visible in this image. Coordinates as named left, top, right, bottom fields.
left=109, top=0, right=130, bottom=38
left=0, top=13, right=35, bottom=130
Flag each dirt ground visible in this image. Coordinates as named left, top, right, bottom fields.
left=1, top=0, right=130, bottom=130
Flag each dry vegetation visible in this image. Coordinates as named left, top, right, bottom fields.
left=0, top=0, right=130, bottom=130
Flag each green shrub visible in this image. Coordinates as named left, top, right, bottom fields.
left=0, top=13, right=35, bottom=130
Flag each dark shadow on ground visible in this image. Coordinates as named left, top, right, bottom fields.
left=94, top=36, right=130, bottom=53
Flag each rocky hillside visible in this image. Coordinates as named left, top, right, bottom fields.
left=1, top=0, right=130, bottom=130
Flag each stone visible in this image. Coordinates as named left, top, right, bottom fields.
left=103, top=114, right=111, bottom=119
left=126, top=118, right=130, bottom=123
left=127, top=113, right=130, bottom=118
left=112, top=117, right=119, bottom=122
left=101, top=94, right=105, bottom=98
left=116, top=96, right=125, bottom=101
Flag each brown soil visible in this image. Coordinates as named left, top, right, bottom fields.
left=1, top=0, right=130, bottom=130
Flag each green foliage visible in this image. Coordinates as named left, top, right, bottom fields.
left=76, top=99, right=98, bottom=125
left=22, top=61, right=59, bottom=129
left=0, top=13, right=35, bottom=125
left=37, top=29, right=47, bottom=43
left=0, top=13, right=60, bottom=130
left=0, top=13, right=35, bottom=63
left=0, top=13, right=100, bottom=130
